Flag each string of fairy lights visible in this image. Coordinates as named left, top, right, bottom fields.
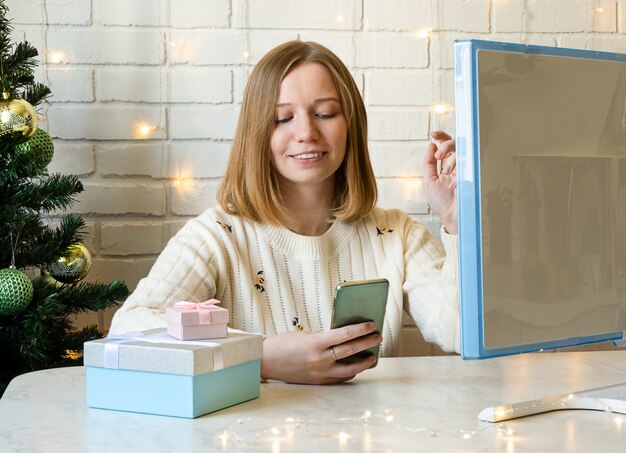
left=27, top=0, right=623, bottom=448
left=214, top=408, right=516, bottom=449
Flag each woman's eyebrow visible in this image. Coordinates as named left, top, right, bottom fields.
left=276, top=97, right=340, bottom=107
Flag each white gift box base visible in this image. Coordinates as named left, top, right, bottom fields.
left=86, top=360, right=260, bottom=418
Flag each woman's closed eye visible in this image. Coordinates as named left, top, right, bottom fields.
left=275, top=112, right=337, bottom=124
left=276, top=116, right=294, bottom=124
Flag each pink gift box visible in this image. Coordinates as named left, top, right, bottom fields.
left=166, top=300, right=229, bottom=340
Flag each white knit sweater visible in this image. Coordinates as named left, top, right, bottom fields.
left=110, top=206, right=460, bottom=356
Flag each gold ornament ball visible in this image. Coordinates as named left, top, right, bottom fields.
left=32, top=272, right=62, bottom=288
left=0, top=97, right=39, bottom=143
left=48, top=243, right=92, bottom=284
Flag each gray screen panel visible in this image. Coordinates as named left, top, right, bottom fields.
left=476, top=50, right=626, bottom=349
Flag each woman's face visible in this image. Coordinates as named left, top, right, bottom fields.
left=270, top=62, right=348, bottom=191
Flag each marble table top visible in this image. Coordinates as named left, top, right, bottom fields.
left=2, top=352, right=626, bottom=452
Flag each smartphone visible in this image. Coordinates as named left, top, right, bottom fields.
left=330, top=278, right=389, bottom=368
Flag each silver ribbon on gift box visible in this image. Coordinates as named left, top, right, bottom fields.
left=103, top=330, right=224, bottom=371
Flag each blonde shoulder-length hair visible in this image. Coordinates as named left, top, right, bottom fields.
left=217, top=40, right=377, bottom=226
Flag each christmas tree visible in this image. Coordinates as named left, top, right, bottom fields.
left=0, top=0, right=128, bottom=396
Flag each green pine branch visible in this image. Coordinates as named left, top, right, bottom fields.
left=10, top=174, right=83, bottom=210
left=34, top=278, right=129, bottom=315
left=0, top=1, right=12, bottom=61
left=23, top=82, right=51, bottom=107
left=0, top=211, right=84, bottom=268
left=23, top=214, right=85, bottom=267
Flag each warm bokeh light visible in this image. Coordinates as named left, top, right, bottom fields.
left=507, top=438, right=515, bottom=453
left=433, top=104, right=453, bottom=114
left=414, top=28, right=432, bottom=38
left=171, top=176, right=193, bottom=191
left=338, top=432, right=349, bottom=450
left=596, top=7, right=604, bottom=12
left=134, top=121, right=157, bottom=139
left=218, top=431, right=229, bottom=449
left=336, top=15, right=345, bottom=22
left=242, top=50, right=250, bottom=59
left=47, top=51, right=67, bottom=64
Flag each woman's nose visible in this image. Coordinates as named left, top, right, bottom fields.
left=294, top=115, right=319, bottom=142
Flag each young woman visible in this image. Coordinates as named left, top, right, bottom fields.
left=110, top=41, right=459, bottom=384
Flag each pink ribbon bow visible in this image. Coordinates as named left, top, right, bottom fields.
left=175, top=299, right=221, bottom=324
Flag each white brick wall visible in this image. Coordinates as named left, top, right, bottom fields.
left=7, top=0, right=624, bottom=354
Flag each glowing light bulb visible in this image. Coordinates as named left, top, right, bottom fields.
left=363, top=410, right=372, bottom=419
left=338, top=432, right=349, bottom=441
left=135, top=122, right=156, bottom=139
left=433, top=104, right=453, bottom=114
left=567, top=394, right=575, bottom=400
left=270, top=427, right=280, bottom=435
left=414, top=28, right=432, bottom=38
left=462, top=433, right=472, bottom=439
left=47, top=51, right=67, bottom=64
left=285, top=417, right=295, bottom=423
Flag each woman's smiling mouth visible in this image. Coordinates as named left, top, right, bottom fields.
left=290, top=151, right=326, bottom=160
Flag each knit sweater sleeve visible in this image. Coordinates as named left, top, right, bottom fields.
left=402, top=218, right=460, bottom=353
left=109, top=217, right=220, bottom=335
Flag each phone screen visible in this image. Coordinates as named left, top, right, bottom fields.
left=331, top=278, right=389, bottom=367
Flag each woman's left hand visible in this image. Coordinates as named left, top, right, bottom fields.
left=423, top=130, right=458, bottom=235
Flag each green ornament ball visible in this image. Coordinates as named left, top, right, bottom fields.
left=15, top=128, right=54, bottom=168
left=0, top=267, right=34, bottom=316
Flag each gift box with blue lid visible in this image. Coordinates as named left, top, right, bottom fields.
left=84, top=328, right=263, bottom=418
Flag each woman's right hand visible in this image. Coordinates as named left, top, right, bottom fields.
left=260, top=322, right=382, bottom=384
